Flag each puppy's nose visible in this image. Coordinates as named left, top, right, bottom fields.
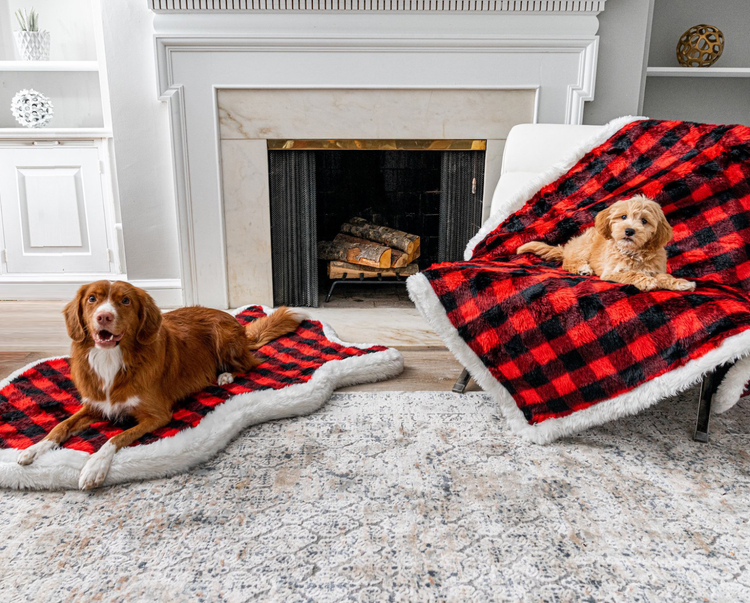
left=96, top=312, right=114, bottom=325
left=625, top=228, right=635, bottom=237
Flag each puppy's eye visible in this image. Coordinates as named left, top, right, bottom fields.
left=121, top=297, right=131, bottom=305
left=87, top=295, right=96, bottom=303
left=621, top=215, right=627, bottom=220
left=641, top=218, right=648, bottom=225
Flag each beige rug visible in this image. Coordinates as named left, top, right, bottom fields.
left=0, top=389, right=747, bottom=602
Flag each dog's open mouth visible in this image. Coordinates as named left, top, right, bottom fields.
left=94, top=329, right=124, bottom=348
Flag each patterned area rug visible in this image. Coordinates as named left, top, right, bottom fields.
left=0, top=389, right=747, bottom=602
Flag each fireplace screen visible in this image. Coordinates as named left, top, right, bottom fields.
left=268, top=141, right=485, bottom=307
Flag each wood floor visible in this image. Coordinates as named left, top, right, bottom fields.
left=0, top=301, right=480, bottom=392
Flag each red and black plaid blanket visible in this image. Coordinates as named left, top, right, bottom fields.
left=0, top=307, right=388, bottom=454
left=413, top=119, right=750, bottom=439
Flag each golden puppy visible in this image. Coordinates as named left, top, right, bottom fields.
left=518, top=195, right=695, bottom=292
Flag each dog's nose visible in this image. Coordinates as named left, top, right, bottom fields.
left=625, top=228, right=635, bottom=237
left=96, top=312, right=114, bottom=325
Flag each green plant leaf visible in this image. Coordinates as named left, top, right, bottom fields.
left=15, top=9, right=27, bottom=32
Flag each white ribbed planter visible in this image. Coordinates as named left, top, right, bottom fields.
left=14, top=31, right=50, bottom=61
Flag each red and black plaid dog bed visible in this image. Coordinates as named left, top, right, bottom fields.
left=409, top=118, right=750, bottom=443
left=0, top=306, right=403, bottom=489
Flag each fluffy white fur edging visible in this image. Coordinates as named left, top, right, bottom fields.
left=0, top=306, right=404, bottom=490
left=464, top=116, right=646, bottom=260
left=713, top=355, right=750, bottom=414
left=407, top=272, right=750, bottom=444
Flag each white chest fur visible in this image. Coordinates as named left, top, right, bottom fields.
left=86, top=396, right=141, bottom=421
left=87, top=346, right=124, bottom=399
left=85, top=347, right=141, bottom=420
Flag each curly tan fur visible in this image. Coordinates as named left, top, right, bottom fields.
left=518, top=196, right=695, bottom=292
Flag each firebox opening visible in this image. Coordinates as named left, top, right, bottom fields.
left=316, top=150, right=442, bottom=270
left=268, top=141, right=485, bottom=308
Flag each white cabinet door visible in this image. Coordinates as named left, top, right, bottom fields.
left=0, top=146, right=111, bottom=274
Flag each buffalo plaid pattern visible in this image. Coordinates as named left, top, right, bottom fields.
left=424, top=119, right=750, bottom=425
left=0, top=307, right=387, bottom=454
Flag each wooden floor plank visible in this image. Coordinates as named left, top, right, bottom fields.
left=337, top=348, right=482, bottom=392
left=0, top=301, right=69, bottom=354
left=0, top=302, right=475, bottom=392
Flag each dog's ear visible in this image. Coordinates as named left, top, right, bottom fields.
left=650, top=210, right=674, bottom=249
left=594, top=206, right=612, bottom=239
left=136, top=292, right=163, bottom=345
left=63, top=286, right=88, bottom=343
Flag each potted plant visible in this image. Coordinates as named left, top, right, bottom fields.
left=14, top=8, right=50, bottom=61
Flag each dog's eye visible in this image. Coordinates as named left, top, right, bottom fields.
left=87, top=295, right=96, bottom=303
left=121, top=297, right=130, bottom=305
left=641, top=218, right=648, bottom=225
left=621, top=215, right=627, bottom=220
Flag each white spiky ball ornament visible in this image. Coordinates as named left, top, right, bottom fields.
left=11, top=89, right=53, bottom=128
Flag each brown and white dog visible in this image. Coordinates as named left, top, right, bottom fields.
left=17, top=281, right=300, bottom=489
left=518, top=195, right=695, bottom=292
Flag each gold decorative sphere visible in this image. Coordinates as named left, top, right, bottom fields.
left=676, top=24, right=725, bottom=67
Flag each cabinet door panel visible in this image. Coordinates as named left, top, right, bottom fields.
left=0, top=147, right=110, bottom=274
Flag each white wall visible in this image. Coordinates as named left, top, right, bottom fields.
left=0, top=0, right=96, bottom=60
left=648, top=0, right=750, bottom=68
left=584, top=0, right=655, bottom=125
left=99, top=0, right=180, bottom=283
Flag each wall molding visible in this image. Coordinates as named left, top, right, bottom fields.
left=0, top=276, right=183, bottom=307
left=149, top=0, right=606, bottom=14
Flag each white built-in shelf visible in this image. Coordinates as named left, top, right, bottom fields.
left=0, top=60, right=98, bottom=72
left=0, top=128, right=112, bottom=140
left=647, top=67, right=750, bottom=79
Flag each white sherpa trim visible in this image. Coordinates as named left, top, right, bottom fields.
left=408, top=272, right=750, bottom=444
left=464, top=115, right=646, bottom=260
left=0, top=305, right=404, bottom=490
left=713, top=355, right=750, bottom=414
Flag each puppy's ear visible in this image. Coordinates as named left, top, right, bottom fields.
left=594, top=206, right=612, bottom=239
left=63, top=286, right=87, bottom=343
left=650, top=206, right=673, bottom=249
left=136, top=292, right=163, bottom=345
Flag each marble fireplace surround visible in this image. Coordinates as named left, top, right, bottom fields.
left=219, top=88, right=535, bottom=307
left=151, top=9, right=604, bottom=308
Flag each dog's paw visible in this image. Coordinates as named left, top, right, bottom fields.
left=576, top=263, right=593, bottom=276
left=79, top=441, right=116, bottom=490
left=17, top=439, right=57, bottom=466
left=217, top=372, right=234, bottom=386
left=637, top=277, right=659, bottom=291
left=673, top=278, right=696, bottom=292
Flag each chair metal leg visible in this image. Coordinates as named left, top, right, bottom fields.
left=452, top=369, right=471, bottom=394
left=694, top=362, right=733, bottom=443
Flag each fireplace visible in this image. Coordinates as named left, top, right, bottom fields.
left=268, top=141, right=485, bottom=306
left=149, top=6, right=602, bottom=308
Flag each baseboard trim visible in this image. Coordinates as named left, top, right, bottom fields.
left=0, top=277, right=183, bottom=308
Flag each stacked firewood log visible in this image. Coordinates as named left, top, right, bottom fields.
left=318, top=217, right=420, bottom=279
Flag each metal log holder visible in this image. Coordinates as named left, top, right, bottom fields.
left=324, top=270, right=408, bottom=303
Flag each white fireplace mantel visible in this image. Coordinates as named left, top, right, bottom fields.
left=151, top=8, right=604, bottom=308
